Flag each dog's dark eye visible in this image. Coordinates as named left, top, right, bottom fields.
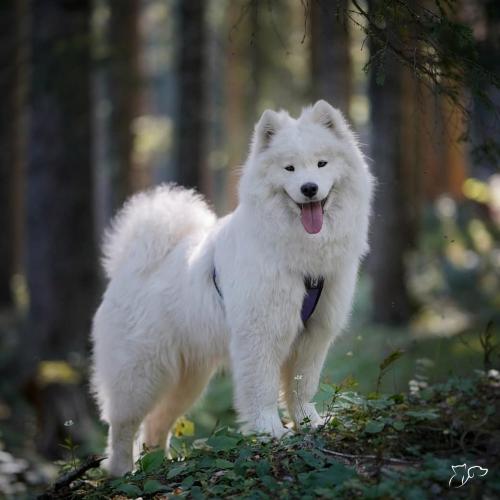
left=318, top=161, right=328, bottom=168
left=284, top=165, right=295, bottom=172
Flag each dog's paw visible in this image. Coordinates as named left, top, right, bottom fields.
left=245, top=412, right=292, bottom=440
left=102, top=455, right=133, bottom=477
left=269, top=425, right=293, bottom=440
left=293, top=403, right=326, bottom=430
left=308, top=414, right=327, bottom=429
left=253, top=426, right=293, bottom=442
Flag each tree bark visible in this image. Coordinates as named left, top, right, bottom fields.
left=368, top=0, right=413, bottom=324
left=25, top=0, right=98, bottom=457
left=0, top=0, right=17, bottom=309
left=108, top=0, right=140, bottom=210
left=470, top=0, right=500, bottom=174
left=225, top=0, right=249, bottom=210
left=310, top=0, right=352, bottom=116
left=176, top=0, right=209, bottom=195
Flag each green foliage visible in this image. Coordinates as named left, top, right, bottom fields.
left=63, top=369, right=499, bottom=499
left=346, top=0, right=500, bottom=164
left=375, top=349, right=404, bottom=394
left=139, top=449, right=164, bottom=474
left=411, top=198, right=500, bottom=343
left=58, top=433, right=80, bottom=473
left=206, top=434, right=242, bottom=452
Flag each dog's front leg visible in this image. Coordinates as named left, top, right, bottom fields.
left=229, top=324, right=295, bottom=439
left=283, top=267, right=358, bottom=429
left=282, top=328, right=333, bottom=429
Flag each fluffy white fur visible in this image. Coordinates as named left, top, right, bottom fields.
left=91, top=100, right=374, bottom=476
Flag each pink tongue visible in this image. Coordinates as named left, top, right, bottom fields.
left=300, top=202, right=323, bottom=234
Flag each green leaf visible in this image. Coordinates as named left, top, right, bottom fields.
left=181, top=475, right=195, bottom=488
left=261, top=475, right=278, bottom=490
left=364, top=421, right=385, bottom=433
left=115, top=483, right=142, bottom=497
left=367, top=397, right=393, bottom=410
left=143, top=479, right=168, bottom=494
left=406, top=410, right=439, bottom=420
left=206, top=435, right=240, bottom=451
left=299, top=464, right=355, bottom=488
left=297, top=450, right=324, bottom=468
left=167, top=463, right=188, bottom=479
left=214, top=458, right=234, bottom=469
left=392, top=421, right=405, bottom=431
left=256, top=460, right=271, bottom=477
left=191, top=485, right=205, bottom=500
left=314, top=487, right=337, bottom=498
left=379, top=349, right=404, bottom=371
left=320, top=383, right=337, bottom=394
left=139, top=449, right=164, bottom=473
left=198, top=456, right=217, bottom=469
left=390, top=393, right=405, bottom=404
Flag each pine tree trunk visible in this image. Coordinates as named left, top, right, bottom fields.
left=176, top=0, right=209, bottom=195
left=0, top=0, right=17, bottom=309
left=310, top=0, right=352, bottom=116
left=225, top=1, right=248, bottom=210
left=108, top=0, right=140, bottom=210
left=471, top=0, right=500, bottom=174
left=368, top=0, right=413, bottom=325
left=24, top=0, right=98, bottom=457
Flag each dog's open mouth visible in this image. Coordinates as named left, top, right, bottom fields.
left=285, top=188, right=333, bottom=235
left=293, top=197, right=328, bottom=235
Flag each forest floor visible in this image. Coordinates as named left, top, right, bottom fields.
left=37, top=366, right=500, bottom=499
left=2, top=263, right=500, bottom=499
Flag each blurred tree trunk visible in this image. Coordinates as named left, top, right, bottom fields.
left=24, top=0, right=98, bottom=457
left=248, top=0, right=262, bottom=115
left=310, top=0, right=352, bottom=116
left=0, top=1, right=17, bottom=309
left=176, top=0, right=209, bottom=196
left=368, top=0, right=413, bottom=325
left=108, top=0, right=140, bottom=210
left=225, top=0, right=249, bottom=210
left=470, top=0, right=500, bottom=173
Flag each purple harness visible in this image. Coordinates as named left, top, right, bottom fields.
left=212, top=270, right=324, bottom=324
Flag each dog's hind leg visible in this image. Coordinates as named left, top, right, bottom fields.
left=105, top=418, right=141, bottom=477
left=101, top=367, right=167, bottom=476
left=142, top=363, right=214, bottom=452
left=141, top=396, right=175, bottom=453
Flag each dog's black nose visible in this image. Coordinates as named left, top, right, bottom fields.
left=301, top=182, right=318, bottom=198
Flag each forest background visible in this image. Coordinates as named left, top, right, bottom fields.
left=0, top=0, right=499, bottom=495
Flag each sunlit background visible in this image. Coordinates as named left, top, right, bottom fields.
left=0, top=0, right=499, bottom=495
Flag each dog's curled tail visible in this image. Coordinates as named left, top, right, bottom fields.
left=102, top=184, right=216, bottom=279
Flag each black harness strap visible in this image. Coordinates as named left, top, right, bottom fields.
left=212, top=268, right=223, bottom=299
left=212, top=268, right=324, bottom=323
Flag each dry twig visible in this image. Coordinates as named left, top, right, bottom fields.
left=38, top=455, right=105, bottom=499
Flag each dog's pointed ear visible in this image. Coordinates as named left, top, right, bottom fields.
left=311, top=100, right=348, bottom=138
left=252, top=109, right=282, bottom=153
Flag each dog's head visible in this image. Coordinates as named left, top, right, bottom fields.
left=239, top=100, right=374, bottom=242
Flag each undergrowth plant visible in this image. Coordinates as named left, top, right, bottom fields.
left=43, top=365, right=500, bottom=500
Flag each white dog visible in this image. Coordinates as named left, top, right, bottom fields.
left=91, top=100, right=374, bottom=476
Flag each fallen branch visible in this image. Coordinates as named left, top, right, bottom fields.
left=38, top=454, right=106, bottom=499
left=319, top=447, right=418, bottom=465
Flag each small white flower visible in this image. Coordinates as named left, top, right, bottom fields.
left=64, top=420, right=74, bottom=427
left=294, top=374, right=303, bottom=381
